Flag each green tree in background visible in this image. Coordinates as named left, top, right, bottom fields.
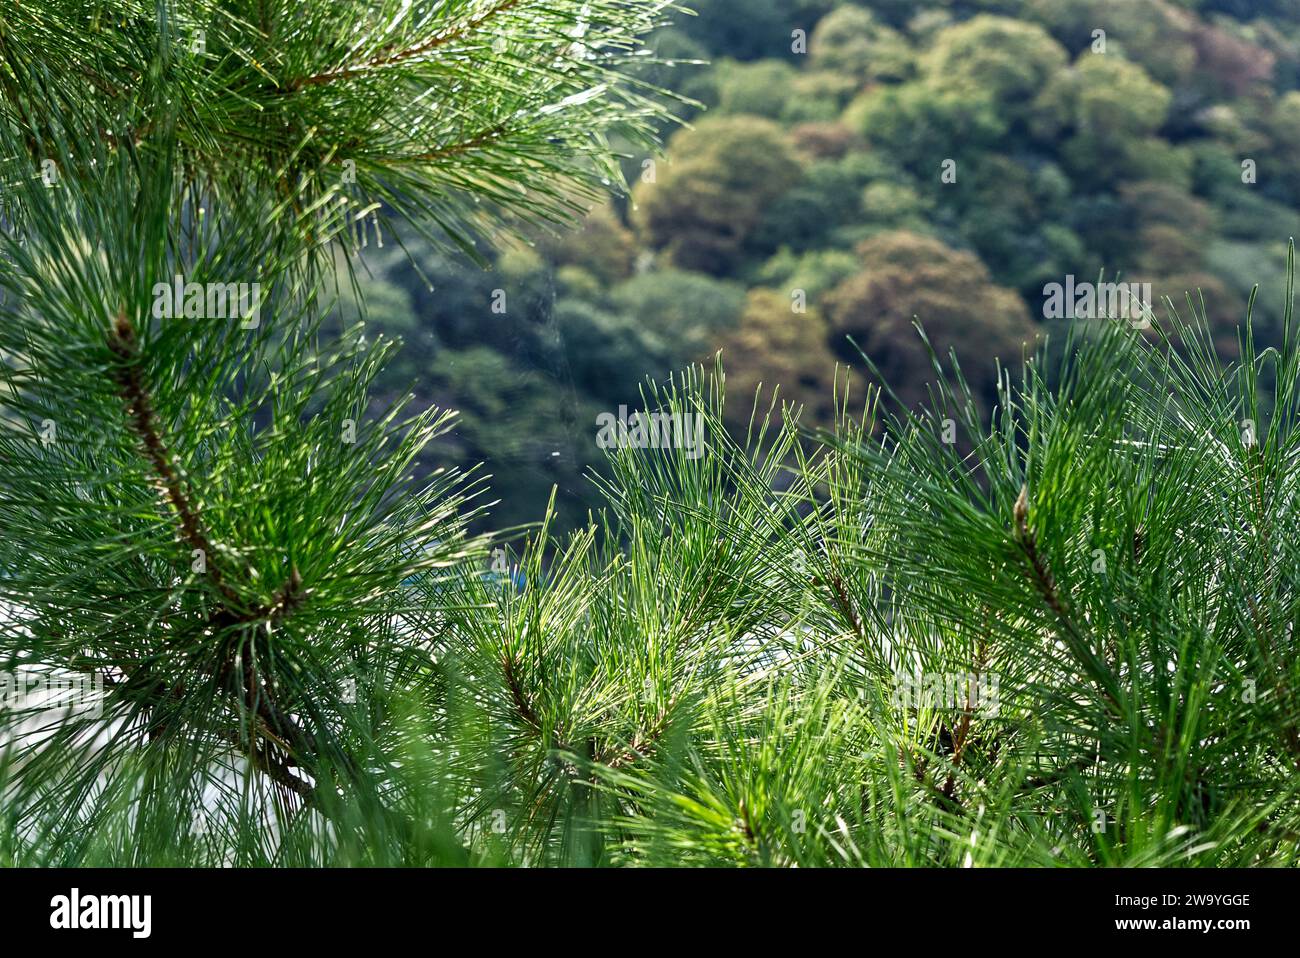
left=921, top=15, right=1068, bottom=113
left=716, top=288, right=844, bottom=428
left=1032, top=53, right=1176, bottom=187
left=632, top=116, right=803, bottom=273
left=809, top=5, right=913, bottom=83
left=823, top=231, right=1037, bottom=415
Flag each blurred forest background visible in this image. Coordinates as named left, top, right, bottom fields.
left=338, top=0, right=1300, bottom=531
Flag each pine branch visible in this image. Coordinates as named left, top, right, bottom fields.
left=105, top=310, right=349, bottom=812
left=1012, top=484, right=1123, bottom=718
left=941, top=617, right=991, bottom=802
left=392, top=122, right=513, bottom=164
left=107, top=311, right=241, bottom=610
left=826, top=573, right=863, bottom=640
left=501, top=653, right=544, bottom=734
left=289, top=0, right=526, bottom=90
left=1012, top=485, right=1069, bottom=623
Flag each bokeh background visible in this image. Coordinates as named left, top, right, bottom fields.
left=339, top=0, right=1300, bottom=530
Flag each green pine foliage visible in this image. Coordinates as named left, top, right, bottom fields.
left=1, top=1, right=1298, bottom=868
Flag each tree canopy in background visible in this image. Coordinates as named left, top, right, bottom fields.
left=346, top=0, right=1300, bottom=531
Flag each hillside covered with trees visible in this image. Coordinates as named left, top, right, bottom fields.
left=345, top=0, right=1300, bottom=530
